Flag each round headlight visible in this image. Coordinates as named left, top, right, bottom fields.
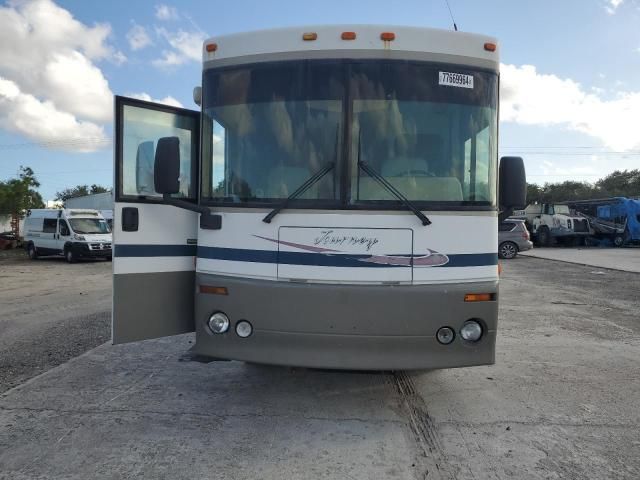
left=460, top=320, right=483, bottom=342
left=235, top=320, right=253, bottom=338
left=208, top=312, right=229, bottom=334
left=436, top=327, right=455, bottom=345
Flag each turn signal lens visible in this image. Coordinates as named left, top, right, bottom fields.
left=341, top=31, right=356, bottom=40
left=200, top=285, right=228, bottom=295
left=380, top=32, right=396, bottom=41
left=484, top=42, right=497, bottom=52
left=205, top=43, right=218, bottom=52
left=464, top=293, right=495, bottom=302
left=302, top=32, right=318, bottom=41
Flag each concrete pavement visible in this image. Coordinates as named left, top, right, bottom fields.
left=1, top=257, right=639, bottom=479
left=521, top=246, right=640, bottom=273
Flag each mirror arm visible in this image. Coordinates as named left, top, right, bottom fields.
left=498, top=207, right=514, bottom=223
left=162, top=194, right=222, bottom=230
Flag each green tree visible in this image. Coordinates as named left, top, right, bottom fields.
left=55, top=184, right=110, bottom=203
left=595, top=169, right=640, bottom=198
left=0, top=166, right=45, bottom=214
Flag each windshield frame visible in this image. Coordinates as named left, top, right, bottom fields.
left=200, top=59, right=498, bottom=212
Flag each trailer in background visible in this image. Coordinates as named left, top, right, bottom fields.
left=567, top=197, right=640, bottom=246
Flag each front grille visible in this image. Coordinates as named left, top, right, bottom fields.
left=89, top=243, right=112, bottom=251
left=573, top=220, right=589, bottom=232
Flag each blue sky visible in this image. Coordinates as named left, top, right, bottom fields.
left=1, top=0, right=639, bottom=201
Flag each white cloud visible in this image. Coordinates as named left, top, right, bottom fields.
left=0, top=77, right=108, bottom=152
left=605, top=0, right=624, bottom=14
left=127, top=92, right=184, bottom=108
left=0, top=0, right=117, bottom=151
left=127, top=23, right=152, bottom=51
left=155, top=4, right=179, bottom=21
left=153, top=27, right=206, bottom=67
left=500, top=63, right=640, bottom=151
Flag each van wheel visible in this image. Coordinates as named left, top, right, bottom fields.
left=27, top=244, right=38, bottom=260
left=65, top=248, right=76, bottom=264
left=498, top=241, right=518, bottom=259
left=613, top=234, right=625, bottom=247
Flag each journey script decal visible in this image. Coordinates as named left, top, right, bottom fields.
left=253, top=235, right=449, bottom=267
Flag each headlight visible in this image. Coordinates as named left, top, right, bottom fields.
left=436, top=327, right=455, bottom=345
left=73, top=233, right=85, bottom=241
left=207, top=312, right=229, bottom=334
left=235, top=320, right=253, bottom=338
left=460, top=320, right=483, bottom=342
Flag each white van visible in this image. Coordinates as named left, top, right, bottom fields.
left=24, top=209, right=112, bottom=263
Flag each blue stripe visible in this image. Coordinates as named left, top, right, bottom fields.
left=115, top=244, right=197, bottom=257
left=115, top=244, right=497, bottom=268
left=197, top=246, right=497, bottom=268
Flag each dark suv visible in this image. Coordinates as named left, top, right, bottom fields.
left=498, top=220, right=533, bottom=259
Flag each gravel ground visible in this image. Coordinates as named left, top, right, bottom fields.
left=0, top=250, right=111, bottom=393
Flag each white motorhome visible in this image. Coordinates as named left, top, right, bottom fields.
left=24, top=209, right=112, bottom=262
left=112, top=25, right=526, bottom=370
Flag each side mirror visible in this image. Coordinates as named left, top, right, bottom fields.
left=193, top=86, right=202, bottom=106
left=499, top=156, right=526, bottom=209
left=154, top=137, right=180, bottom=194
left=135, top=141, right=155, bottom=195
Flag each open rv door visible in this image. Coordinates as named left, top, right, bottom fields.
left=112, top=96, right=200, bottom=343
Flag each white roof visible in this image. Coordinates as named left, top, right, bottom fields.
left=27, top=209, right=104, bottom=219
left=203, top=25, right=499, bottom=69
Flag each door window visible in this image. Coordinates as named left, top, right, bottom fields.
left=116, top=98, right=199, bottom=202
left=59, top=220, right=70, bottom=236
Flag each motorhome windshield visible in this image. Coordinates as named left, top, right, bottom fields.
left=69, top=218, right=110, bottom=234
left=201, top=59, right=498, bottom=209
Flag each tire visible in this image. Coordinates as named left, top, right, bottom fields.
left=65, top=248, right=76, bottom=264
left=538, top=227, right=551, bottom=247
left=27, top=243, right=38, bottom=260
left=613, top=234, right=625, bottom=247
left=498, top=241, right=518, bottom=259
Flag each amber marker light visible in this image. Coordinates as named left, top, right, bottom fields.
left=464, top=293, right=495, bottom=302
left=200, top=285, right=228, bottom=295
left=341, top=31, right=357, bottom=40
left=484, top=42, right=497, bottom=52
left=205, top=43, right=218, bottom=52
left=380, top=32, right=396, bottom=41
left=302, top=32, right=318, bottom=41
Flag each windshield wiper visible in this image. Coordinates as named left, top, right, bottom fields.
left=262, top=162, right=335, bottom=223
left=358, top=160, right=431, bottom=226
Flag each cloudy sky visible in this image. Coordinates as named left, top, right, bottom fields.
left=0, top=0, right=639, bottom=200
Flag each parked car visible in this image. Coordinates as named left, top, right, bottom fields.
left=499, top=219, right=533, bottom=259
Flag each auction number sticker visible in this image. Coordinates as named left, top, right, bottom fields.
left=439, top=71, right=474, bottom=89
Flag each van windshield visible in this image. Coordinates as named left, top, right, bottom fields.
left=69, top=218, right=111, bottom=234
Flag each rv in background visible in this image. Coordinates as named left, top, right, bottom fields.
left=65, top=192, right=114, bottom=229
left=513, top=203, right=590, bottom=246
left=24, top=209, right=112, bottom=263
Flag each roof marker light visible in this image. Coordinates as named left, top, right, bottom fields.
left=205, top=43, right=218, bottom=52
left=341, top=31, right=357, bottom=40
left=484, top=42, right=497, bottom=52
left=302, top=32, right=318, bottom=41
left=380, top=32, right=396, bottom=41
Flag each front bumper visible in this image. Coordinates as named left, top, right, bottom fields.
left=194, top=273, right=499, bottom=370
left=71, top=242, right=112, bottom=258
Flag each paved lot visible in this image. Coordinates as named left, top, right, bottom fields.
left=521, top=245, right=640, bottom=273
left=1, top=255, right=639, bottom=479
